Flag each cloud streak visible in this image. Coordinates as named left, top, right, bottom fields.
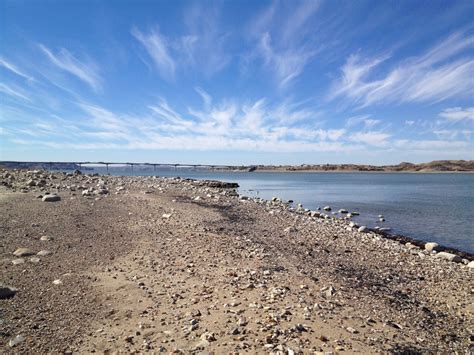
left=132, top=27, right=176, bottom=81
left=38, top=44, right=102, bottom=91
left=330, top=31, right=474, bottom=107
left=0, top=58, right=35, bottom=81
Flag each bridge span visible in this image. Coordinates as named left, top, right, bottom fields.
left=0, top=161, right=255, bottom=172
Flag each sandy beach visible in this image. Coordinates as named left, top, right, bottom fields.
left=1, top=168, right=473, bottom=354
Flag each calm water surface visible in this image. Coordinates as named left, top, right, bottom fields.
left=84, top=167, right=474, bottom=253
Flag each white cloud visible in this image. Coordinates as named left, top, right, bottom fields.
left=38, top=44, right=102, bottom=91
left=345, top=115, right=380, bottom=128
left=248, top=2, right=319, bottom=88
left=349, top=131, right=391, bottom=147
left=195, top=87, right=212, bottom=107
left=330, top=31, right=474, bottom=106
left=0, top=58, right=35, bottom=81
left=38, top=44, right=102, bottom=92
left=439, top=107, right=474, bottom=121
left=0, top=83, right=30, bottom=101
left=180, top=4, right=231, bottom=75
left=132, top=27, right=176, bottom=81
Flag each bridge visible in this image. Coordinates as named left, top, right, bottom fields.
left=0, top=161, right=255, bottom=172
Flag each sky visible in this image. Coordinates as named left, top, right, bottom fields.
left=1, top=0, right=473, bottom=165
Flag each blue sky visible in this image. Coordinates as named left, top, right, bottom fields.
left=1, top=0, right=473, bottom=165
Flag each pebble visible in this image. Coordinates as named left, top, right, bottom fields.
left=425, top=242, right=440, bottom=252
left=12, top=258, right=25, bottom=265
left=52, top=279, right=63, bottom=285
left=40, top=235, right=53, bottom=241
left=323, top=206, right=331, bottom=211
left=468, top=261, right=474, bottom=269
left=37, top=250, right=52, bottom=256
left=162, top=213, right=172, bottom=219
left=29, top=257, right=41, bottom=263
left=9, top=335, right=25, bottom=347
left=358, top=226, right=367, bottom=233
left=42, top=194, right=61, bottom=202
left=435, top=252, right=462, bottom=263
left=13, top=248, right=34, bottom=257
left=0, top=284, right=18, bottom=299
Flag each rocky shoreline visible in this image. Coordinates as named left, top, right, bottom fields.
left=1, top=168, right=473, bottom=353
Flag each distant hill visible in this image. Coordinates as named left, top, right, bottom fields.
left=251, top=160, right=474, bottom=172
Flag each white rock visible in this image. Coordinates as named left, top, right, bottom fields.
left=435, top=252, right=462, bottom=263
left=9, top=335, right=25, bottom=347
left=13, top=248, right=34, bottom=257
left=323, top=206, right=331, bottom=211
left=37, top=250, right=52, bottom=256
left=40, top=235, right=53, bottom=241
left=425, top=242, right=440, bottom=252
left=162, top=213, right=172, bottom=219
left=358, top=226, right=367, bottom=233
left=52, top=279, right=63, bottom=285
left=42, top=194, right=60, bottom=202
left=467, top=261, right=474, bottom=269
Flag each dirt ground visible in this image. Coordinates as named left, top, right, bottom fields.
left=0, top=170, right=473, bottom=354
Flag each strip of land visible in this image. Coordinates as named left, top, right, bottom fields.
left=0, top=168, right=473, bottom=353
left=1, top=159, right=473, bottom=173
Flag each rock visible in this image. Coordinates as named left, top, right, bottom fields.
left=323, top=206, right=331, bottom=211
left=467, top=261, right=474, bottom=269
left=323, top=286, right=336, bottom=298
left=378, top=214, right=384, bottom=218
left=52, top=279, right=63, bottom=285
left=351, top=211, right=360, bottom=216
left=425, top=242, right=441, bottom=252
left=40, top=235, right=53, bottom=241
left=12, top=258, right=25, bottom=265
left=346, top=326, right=358, bottom=334
left=338, top=209, right=348, bottom=214
left=0, top=284, right=18, bottom=299
left=37, top=250, right=52, bottom=256
left=13, top=248, right=34, bottom=257
left=284, top=226, right=297, bottom=233
left=26, top=179, right=36, bottom=186
left=379, top=217, right=385, bottom=222
left=436, top=252, right=462, bottom=263
left=29, top=257, right=40, bottom=263
left=42, top=194, right=61, bottom=202
left=9, top=335, right=25, bottom=347
left=162, top=213, right=172, bottom=219
left=358, top=226, right=367, bottom=233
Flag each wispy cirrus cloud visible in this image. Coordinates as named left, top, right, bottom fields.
left=132, top=5, right=231, bottom=80
left=330, top=31, right=474, bottom=107
left=0, top=58, right=35, bottom=82
left=131, top=27, right=176, bottom=81
left=247, top=1, right=320, bottom=88
left=0, top=83, right=31, bottom=101
left=38, top=44, right=102, bottom=92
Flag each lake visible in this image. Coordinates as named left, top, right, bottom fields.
left=81, top=167, right=474, bottom=253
